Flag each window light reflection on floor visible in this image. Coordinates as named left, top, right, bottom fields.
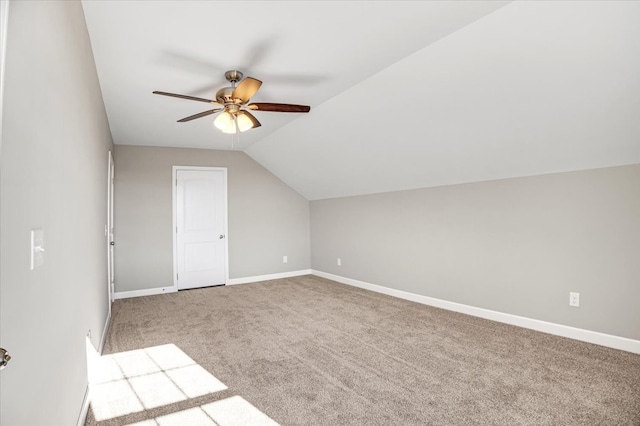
left=89, top=344, right=227, bottom=421
left=125, top=396, right=280, bottom=426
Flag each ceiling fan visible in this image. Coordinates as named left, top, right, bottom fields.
left=153, top=70, right=311, bottom=134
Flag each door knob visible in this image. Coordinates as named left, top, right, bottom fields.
left=110, top=241, right=115, bottom=245
left=219, top=235, right=225, bottom=239
left=0, top=348, right=11, bottom=370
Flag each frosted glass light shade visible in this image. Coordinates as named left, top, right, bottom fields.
left=214, top=112, right=236, bottom=134
left=236, top=113, right=253, bottom=132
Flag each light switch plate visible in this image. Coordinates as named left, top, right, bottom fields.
left=30, top=228, right=44, bottom=270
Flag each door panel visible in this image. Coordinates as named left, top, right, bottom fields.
left=176, top=169, right=227, bottom=289
left=185, top=242, right=218, bottom=271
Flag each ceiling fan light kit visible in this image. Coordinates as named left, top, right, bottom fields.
left=214, top=110, right=254, bottom=134
left=154, top=70, right=311, bottom=135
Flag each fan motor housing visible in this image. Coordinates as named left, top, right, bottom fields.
left=216, top=70, right=245, bottom=104
left=216, top=87, right=235, bottom=104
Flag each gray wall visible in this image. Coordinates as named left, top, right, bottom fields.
left=311, top=164, right=640, bottom=340
left=114, top=145, right=310, bottom=292
left=0, top=1, right=114, bottom=425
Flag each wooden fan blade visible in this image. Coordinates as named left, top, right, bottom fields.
left=177, top=108, right=222, bottom=122
left=247, top=102, right=310, bottom=113
left=238, top=110, right=261, bottom=129
left=232, top=77, right=262, bottom=103
left=153, top=91, right=221, bottom=106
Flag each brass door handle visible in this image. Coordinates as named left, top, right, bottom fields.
left=0, top=347, right=11, bottom=370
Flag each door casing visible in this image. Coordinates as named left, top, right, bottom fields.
left=107, top=151, right=115, bottom=307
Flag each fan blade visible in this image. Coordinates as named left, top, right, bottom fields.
left=247, top=103, right=310, bottom=113
left=232, top=77, right=262, bottom=103
left=177, top=108, right=222, bottom=122
left=238, top=110, right=261, bottom=129
left=153, top=91, right=221, bottom=106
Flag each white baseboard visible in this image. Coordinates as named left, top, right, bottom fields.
left=99, top=309, right=111, bottom=354
left=113, top=270, right=313, bottom=298
left=113, top=286, right=177, bottom=300
left=227, top=269, right=312, bottom=285
left=113, top=271, right=313, bottom=298
left=77, top=308, right=111, bottom=426
left=311, top=270, right=640, bottom=354
left=76, top=386, right=90, bottom=426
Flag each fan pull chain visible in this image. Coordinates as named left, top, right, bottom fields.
left=229, top=72, right=239, bottom=150
left=232, top=114, right=239, bottom=150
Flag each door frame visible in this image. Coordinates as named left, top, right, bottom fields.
left=172, top=166, right=229, bottom=290
left=107, top=151, right=115, bottom=308
left=0, top=0, right=9, bottom=158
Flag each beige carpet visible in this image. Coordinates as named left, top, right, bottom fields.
left=86, top=275, right=640, bottom=425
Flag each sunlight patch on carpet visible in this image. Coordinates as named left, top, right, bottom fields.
left=89, top=344, right=227, bottom=421
left=125, top=396, right=280, bottom=426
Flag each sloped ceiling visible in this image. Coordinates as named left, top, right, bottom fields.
left=83, top=1, right=640, bottom=200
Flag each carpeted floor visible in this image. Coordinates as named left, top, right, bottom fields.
left=86, top=275, right=640, bottom=425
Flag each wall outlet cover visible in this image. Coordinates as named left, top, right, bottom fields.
left=569, top=292, right=580, bottom=307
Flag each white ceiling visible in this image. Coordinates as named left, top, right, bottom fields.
left=83, top=1, right=640, bottom=200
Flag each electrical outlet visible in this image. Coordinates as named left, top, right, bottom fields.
left=283, top=255, right=288, bottom=264
left=337, top=258, right=341, bottom=266
left=569, top=292, right=580, bottom=307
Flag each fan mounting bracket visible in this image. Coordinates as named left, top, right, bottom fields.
left=224, top=70, right=243, bottom=83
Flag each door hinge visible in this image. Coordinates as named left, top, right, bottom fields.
left=176, top=273, right=179, bottom=280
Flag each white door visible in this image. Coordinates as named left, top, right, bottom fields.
left=175, top=168, right=227, bottom=290
left=107, top=151, right=115, bottom=303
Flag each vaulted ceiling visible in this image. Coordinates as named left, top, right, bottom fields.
left=82, top=1, right=640, bottom=200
